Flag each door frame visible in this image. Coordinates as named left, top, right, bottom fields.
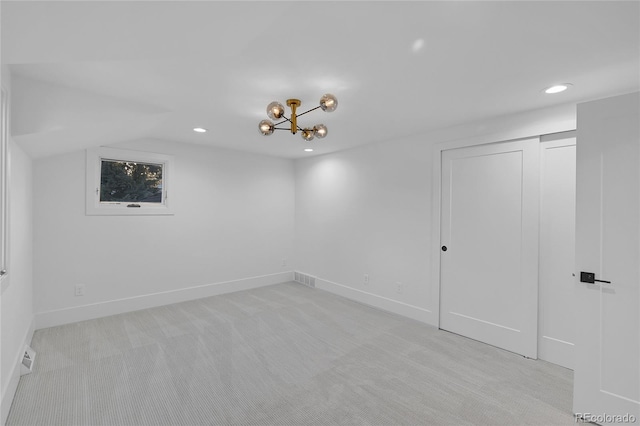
left=429, top=120, right=575, bottom=333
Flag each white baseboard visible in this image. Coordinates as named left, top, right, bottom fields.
left=538, top=335, right=574, bottom=370
left=35, top=271, right=294, bottom=330
left=313, top=276, right=436, bottom=326
left=1, top=318, right=34, bottom=426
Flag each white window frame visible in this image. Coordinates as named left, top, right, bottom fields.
left=86, top=147, right=174, bottom=216
left=1, top=88, right=9, bottom=292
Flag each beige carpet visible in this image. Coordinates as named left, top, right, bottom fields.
left=7, top=282, right=574, bottom=425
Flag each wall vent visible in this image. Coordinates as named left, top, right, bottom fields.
left=20, top=345, right=36, bottom=376
left=294, top=271, right=316, bottom=288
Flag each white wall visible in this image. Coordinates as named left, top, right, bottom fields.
left=1, top=144, right=34, bottom=424
left=33, top=139, right=294, bottom=328
left=294, top=103, right=577, bottom=327
left=295, top=136, right=435, bottom=322
left=1, top=65, right=35, bottom=425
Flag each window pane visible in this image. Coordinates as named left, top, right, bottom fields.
left=100, top=159, right=163, bottom=203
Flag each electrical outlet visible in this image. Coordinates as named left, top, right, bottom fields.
left=74, top=284, right=85, bottom=296
left=364, top=274, right=370, bottom=285
left=396, top=282, right=404, bottom=294
left=282, top=258, right=287, bottom=267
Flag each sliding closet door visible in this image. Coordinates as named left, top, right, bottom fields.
left=538, top=135, right=576, bottom=369
left=440, top=137, right=539, bottom=358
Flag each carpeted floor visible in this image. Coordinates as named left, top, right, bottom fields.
left=7, top=282, right=574, bottom=425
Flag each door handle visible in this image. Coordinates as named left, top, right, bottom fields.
left=0, top=269, right=6, bottom=276
left=580, top=271, right=611, bottom=284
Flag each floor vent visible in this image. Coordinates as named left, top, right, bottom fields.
left=21, top=345, right=36, bottom=376
left=294, top=271, right=316, bottom=288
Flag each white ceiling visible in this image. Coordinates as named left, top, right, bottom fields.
left=2, top=1, right=639, bottom=159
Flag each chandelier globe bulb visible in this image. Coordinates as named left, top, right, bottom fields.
left=259, top=119, right=275, bottom=136
left=267, top=102, right=285, bottom=120
left=301, top=128, right=315, bottom=141
left=314, top=124, right=328, bottom=138
left=319, top=94, right=338, bottom=112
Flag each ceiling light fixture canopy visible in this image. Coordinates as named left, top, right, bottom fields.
left=259, top=94, right=338, bottom=141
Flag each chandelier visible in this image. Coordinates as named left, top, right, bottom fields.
left=258, top=94, right=338, bottom=141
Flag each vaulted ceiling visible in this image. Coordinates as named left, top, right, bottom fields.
left=2, top=1, right=639, bottom=159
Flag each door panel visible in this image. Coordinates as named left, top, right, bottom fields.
left=538, top=138, right=576, bottom=369
left=440, top=138, right=539, bottom=358
left=573, top=92, right=639, bottom=422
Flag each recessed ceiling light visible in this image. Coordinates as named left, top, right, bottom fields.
left=411, top=38, right=425, bottom=53
left=304, top=148, right=314, bottom=152
left=193, top=127, right=207, bottom=133
left=544, top=84, right=572, bottom=94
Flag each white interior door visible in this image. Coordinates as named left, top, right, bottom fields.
left=538, top=135, right=576, bottom=369
left=573, top=93, right=639, bottom=423
left=440, top=137, right=539, bottom=358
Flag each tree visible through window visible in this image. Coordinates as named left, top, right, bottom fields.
left=100, top=159, right=163, bottom=203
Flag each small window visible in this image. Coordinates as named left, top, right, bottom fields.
left=86, top=147, right=174, bottom=215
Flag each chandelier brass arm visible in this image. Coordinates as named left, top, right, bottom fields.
left=273, top=104, right=323, bottom=133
